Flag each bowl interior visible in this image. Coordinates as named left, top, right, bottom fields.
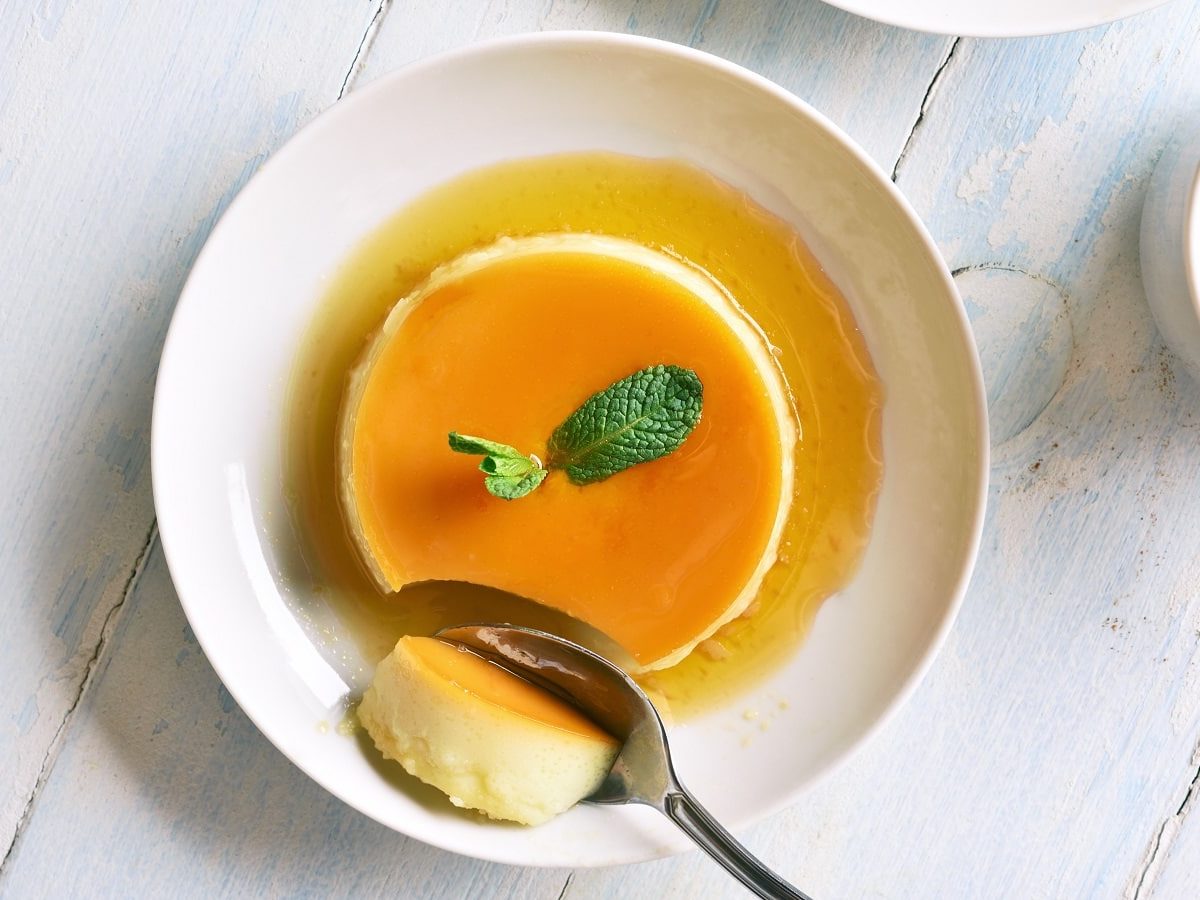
left=152, top=34, right=986, bottom=867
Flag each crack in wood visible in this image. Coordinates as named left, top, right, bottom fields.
left=1127, top=758, right=1200, bottom=899
left=891, top=36, right=962, bottom=184
left=554, top=872, right=574, bottom=900
left=0, top=521, right=159, bottom=877
left=338, top=0, right=393, bottom=100
left=951, top=261, right=1065, bottom=292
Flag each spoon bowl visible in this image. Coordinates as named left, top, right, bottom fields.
left=437, top=623, right=812, bottom=900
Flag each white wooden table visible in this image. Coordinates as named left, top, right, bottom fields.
left=3, top=2, right=1200, bottom=897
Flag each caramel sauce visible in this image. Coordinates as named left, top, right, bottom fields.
left=346, top=243, right=790, bottom=669
left=408, top=638, right=616, bottom=743
left=284, top=152, right=882, bottom=718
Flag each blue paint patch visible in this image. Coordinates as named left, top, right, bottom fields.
left=152, top=718, right=169, bottom=735
left=182, top=624, right=196, bottom=644
left=272, top=91, right=303, bottom=136
left=94, top=421, right=146, bottom=493
left=688, top=0, right=720, bottom=48
left=177, top=152, right=268, bottom=271
left=52, top=575, right=84, bottom=643
left=16, top=694, right=39, bottom=735
left=36, top=0, right=72, bottom=41
left=962, top=293, right=986, bottom=323
left=175, top=647, right=189, bottom=667
left=0, top=158, right=16, bottom=187
left=52, top=554, right=123, bottom=660
left=625, top=13, right=637, bottom=30
left=217, top=684, right=236, bottom=714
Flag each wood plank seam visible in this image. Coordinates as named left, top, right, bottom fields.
left=339, top=0, right=395, bottom=99
left=1126, top=756, right=1200, bottom=899
left=890, top=36, right=961, bottom=183
left=0, top=521, right=159, bottom=876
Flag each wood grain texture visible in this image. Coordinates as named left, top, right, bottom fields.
left=356, top=0, right=954, bottom=171
left=3, top=0, right=1200, bottom=897
left=890, top=7, right=1200, bottom=897
left=0, top=0, right=393, bottom=867
left=0, top=546, right=570, bottom=900
left=1141, top=761, right=1200, bottom=899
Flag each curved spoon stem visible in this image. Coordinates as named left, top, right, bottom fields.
left=662, top=777, right=812, bottom=900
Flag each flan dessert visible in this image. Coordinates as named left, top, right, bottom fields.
left=338, top=234, right=798, bottom=671
left=359, top=635, right=619, bottom=825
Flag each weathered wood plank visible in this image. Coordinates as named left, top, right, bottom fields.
left=571, top=6, right=1200, bottom=899
left=0, top=546, right=571, bottom=899
left=356, top=0, right=953, bottom=171
left=1140, top=760, right=1200, bottom=898
left=0, top=1, right=950, bottom=897
left=5, top=0, right=1200, bottom=897
left=0, top=0, right=391, bottom=864
left=879, top=6, right=1200, bottom=898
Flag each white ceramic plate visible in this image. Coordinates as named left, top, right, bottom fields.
left=152, top=33, right=987, bottom=867
left=823, top=0, right=1172, bottom=37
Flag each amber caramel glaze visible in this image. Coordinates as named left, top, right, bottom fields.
left=284, top=152, right=882, bottom=717
left=346, top=242, right=790, bottom=669
left=408, top=638, right=616, bottom=743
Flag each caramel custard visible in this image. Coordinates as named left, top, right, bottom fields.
left=339, top=235, right=795, bottom=670
left=285, top=152, right=883, bottom=716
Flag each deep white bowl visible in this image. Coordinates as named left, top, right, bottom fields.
left=152, top=33, right=987, bottom=867
left=1142, top=121, right=1200, bottom=379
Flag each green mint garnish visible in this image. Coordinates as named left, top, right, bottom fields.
left=447, top=433, right=548, bottom=500
left=547, top=365, right=703, bottom=484
left=448, top=365, right=703, bottom=500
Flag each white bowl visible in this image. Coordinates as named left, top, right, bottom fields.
left=1142, top=121, right=1200, bottom=379
left=152, top=33, right=987, bottom=867
left=822, top=0, right=1171, bottom=37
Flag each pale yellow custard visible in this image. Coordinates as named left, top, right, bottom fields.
left=358, top=636, right=619, bottom=825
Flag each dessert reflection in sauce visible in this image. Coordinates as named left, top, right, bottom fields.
left=285, top=152, right=883, bottom=823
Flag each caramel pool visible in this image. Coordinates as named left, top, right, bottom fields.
left=285, top=151, right=882, bottom=717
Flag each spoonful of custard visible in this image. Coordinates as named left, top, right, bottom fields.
left=437, top=624, right=812, bottom=900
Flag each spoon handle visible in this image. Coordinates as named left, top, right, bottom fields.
left=663, top=781, right=812, bottom=900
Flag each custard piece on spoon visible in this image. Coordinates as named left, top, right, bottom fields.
left=358, top=635, right=618, bottom=825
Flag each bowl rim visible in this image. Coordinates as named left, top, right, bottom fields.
left=818, top=0, right=1171, bottom=38
left=151, top=30, right=989, bottom=866
left=1185, top=163, right=1200, bottom=317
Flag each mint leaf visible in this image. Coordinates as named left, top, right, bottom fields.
left=447, top=366, right=703, bottom=499
left=546, top=365, right=703, bottom=485
left=484, top=469, right=548, bottom=500
left=448, top=432, right=545, bottom=500
left=479, top=454, right=536, bottom=477
left=448, top=433, right=528, bottom=461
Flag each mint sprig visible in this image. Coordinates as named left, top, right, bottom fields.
left=448, top=365, right=703, bottom=500
left=447, top=433, right=548, bottom=500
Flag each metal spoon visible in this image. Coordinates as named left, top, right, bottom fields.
left=436, top=623, right=812, bottom=900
